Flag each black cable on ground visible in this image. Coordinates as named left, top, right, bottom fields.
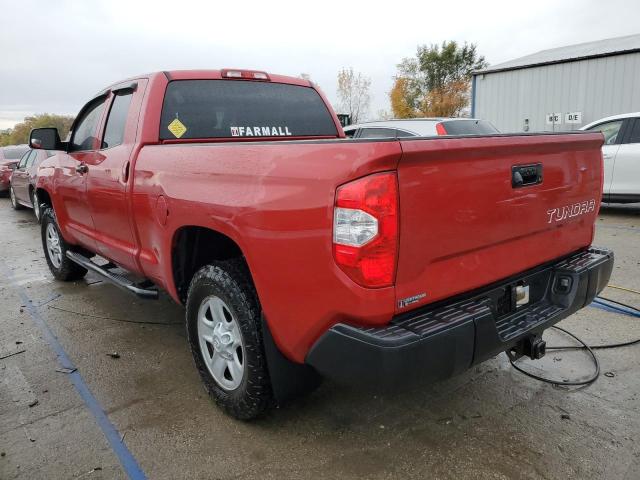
left=508, top=325, right=600, bottom=387
left=508, top=292, right=640, bottom=387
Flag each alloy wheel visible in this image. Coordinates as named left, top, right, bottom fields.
left=197, top=295, right=245, bottom=391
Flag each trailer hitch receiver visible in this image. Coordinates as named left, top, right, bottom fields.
left=506, top=334, right=547, bottom=361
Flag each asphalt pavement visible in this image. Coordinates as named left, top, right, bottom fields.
left=1, top=198, right=638, bottom=479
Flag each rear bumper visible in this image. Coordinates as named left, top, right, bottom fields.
left=306, top=247, right=614, bottom=389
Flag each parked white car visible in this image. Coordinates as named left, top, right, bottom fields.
left=343, top=118, right=499, bottom=139
left=581, top=112, right=640, bottom=203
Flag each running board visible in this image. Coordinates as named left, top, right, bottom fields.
left=66, top=251, right=159, bottom=299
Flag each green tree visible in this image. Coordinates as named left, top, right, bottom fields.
left=391, top=41, right=488, bottom=118
left=1, top=113, right=75, bottom=146
left=337, top=68, right=371, bottom=124
left=0, top=129, right=12, bottom=147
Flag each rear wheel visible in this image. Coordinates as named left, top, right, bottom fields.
left=41, top=208, right=88, bottom=281
left=186, top=260, right=274, bottom=420
left=9, top=187, right=22, bottom=210
left=31, top=189, right=41, bottom=222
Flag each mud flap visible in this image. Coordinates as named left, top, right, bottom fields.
left=261, top=315, right=321, bottom=405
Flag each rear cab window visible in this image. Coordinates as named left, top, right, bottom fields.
left=160, top=80, right=338, bottom=140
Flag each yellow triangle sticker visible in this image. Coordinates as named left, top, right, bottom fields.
left=167, top=118, right=187, bottom=138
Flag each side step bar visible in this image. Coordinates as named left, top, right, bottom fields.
left=66, top=251, right=159, bottom=299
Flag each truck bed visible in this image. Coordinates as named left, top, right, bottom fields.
left=133, top=132, right=604, bottom=361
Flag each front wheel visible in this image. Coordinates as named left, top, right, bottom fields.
left=41, top=208, right=88, bottom=281
left=186, top=260, right=274, bottom=420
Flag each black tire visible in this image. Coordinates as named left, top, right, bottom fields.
left=186, top=260, right=274, bottom=420
left=41, top=208, right=88, bottom=281
left=9, top=186, right=23, bottom=210
left=31, top=189, right=41, bottom=222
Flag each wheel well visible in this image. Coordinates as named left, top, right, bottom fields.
left=172, top=227, right=247, bottom=303
left=36, top=188, right=52, bottom=209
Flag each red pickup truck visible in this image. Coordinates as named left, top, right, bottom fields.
left=30, top=69, right=613, bottom=419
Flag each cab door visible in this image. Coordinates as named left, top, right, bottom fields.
left=609, top=118, right=640, bottom=202
left=11, top=150, right=33, bottom=201
left=54, top=96, right=108, bottom=250
left=85, top=80, right=147, bottom=271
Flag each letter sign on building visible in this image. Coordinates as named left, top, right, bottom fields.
left=546, top=113, right=562, bottom=125
left=565, top=112, right=582, bottom=124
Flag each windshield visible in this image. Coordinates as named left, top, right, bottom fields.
left=1, top=146, right=29, bottom=160
left=440, top=120, right=499, bottom=135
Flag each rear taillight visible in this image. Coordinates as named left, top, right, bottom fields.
left=435, top=123, right=448, bottom=135
left=333, top=172, right=398, bottom=288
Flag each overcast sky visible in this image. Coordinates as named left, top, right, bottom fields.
left=1, top=0, right=639, bottom=129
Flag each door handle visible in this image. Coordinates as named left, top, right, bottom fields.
left=512, top=163, right=543, bottom=188
left=76, top=163, right=89, bottom=174
left=122, top=161, right=130, bottom=182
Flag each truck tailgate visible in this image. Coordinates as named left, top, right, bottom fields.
left=395, top=133, right=604, bottom=312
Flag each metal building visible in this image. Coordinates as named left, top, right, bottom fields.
left=471, top=34, right=640, bottom=133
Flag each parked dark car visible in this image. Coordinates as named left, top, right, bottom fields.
left=0, top=145, right=29, bottom=195
left=9, top=148, right=56, bottom=220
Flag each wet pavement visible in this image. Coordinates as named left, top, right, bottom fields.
left=0, top=198, right=639, bottom=479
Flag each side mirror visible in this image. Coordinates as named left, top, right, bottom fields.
left=30, top=128, right=62, bottom=150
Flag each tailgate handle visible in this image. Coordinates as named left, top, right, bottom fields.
left=512, top=164, right=542, bottom=188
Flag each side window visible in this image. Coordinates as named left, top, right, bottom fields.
left=69, top=98, right=106, bottom=152
left=624, top=119, right=640, bottom=144
left=358, top=128, right=397, bottom=139
left=102, top=92, right=133, bottom=148
left=26, top=151, right=36, bottom=167
left=18, top=151, right=33, bottom=169
left=586, top=120, right=623, bottom=146
left=395, top=130, right=414, bottom=138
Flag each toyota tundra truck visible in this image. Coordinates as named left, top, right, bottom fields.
left=29, top=69, right=614, bottom=420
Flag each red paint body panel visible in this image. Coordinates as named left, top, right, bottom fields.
left=35, top=69, right=605, bottom=364
left=133, top=140, right=401, bottom=361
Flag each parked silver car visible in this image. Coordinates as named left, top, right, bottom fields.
left=343, top=118, right=499, bottom=139
left=581, top=112, right=640, bottom=203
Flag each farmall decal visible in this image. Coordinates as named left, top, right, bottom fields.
left=547, top=199, right=596, bottom=224
left=230, top=126, right=292, bottom=137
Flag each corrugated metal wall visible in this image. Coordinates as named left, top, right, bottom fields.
left=473, top=52, right=640, bottom=133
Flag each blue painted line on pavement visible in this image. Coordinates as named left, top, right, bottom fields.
left=1, top=261, right=147, bottom=480
left=590, top=298, right=640, bottom=318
